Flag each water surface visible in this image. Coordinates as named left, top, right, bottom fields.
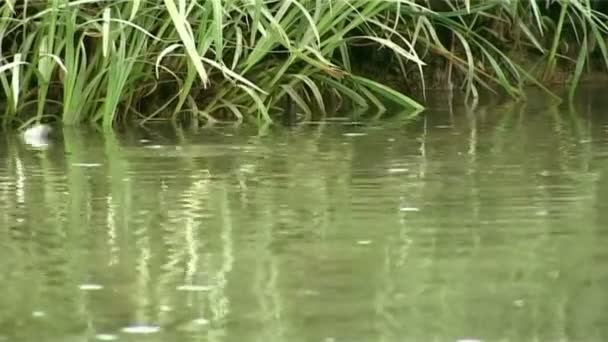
left=2, top=90, right=608, bottom=341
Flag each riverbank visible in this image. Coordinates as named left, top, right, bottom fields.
left=1, top=1, right=607, bottom=129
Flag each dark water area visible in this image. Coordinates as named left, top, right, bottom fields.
left=2, top=87, right=608, bottom=341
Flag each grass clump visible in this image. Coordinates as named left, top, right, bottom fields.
left=0, top=0, right=607, bottom=129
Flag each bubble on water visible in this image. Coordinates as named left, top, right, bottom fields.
left=139, top=139, right=151, bottom=143
left=394, top=292, right=406, bottom=300
left=239, top=164, right=256, bottom=173
left=192, top=318, right=210, bottom=325
left=160, top=305, right=172, bottom=312
left=357, top=240, right=372, bottom=245
left=300, top=289, right=320, bottom=296
left=145, top=145, right=163, bottom=149
left=388, top=168, right=409, bottom=174
left=79, top=284, right=103, bottom=290
left=513, top=299, right=525, bottom=307
left=95, top=334, right=118, bottom=341
left=342, top=132, right=367, bottom=137
left=177, top=317, right=212, bottom=332
left=72, top=163, right=102, bottom=168
left=32, top=311, right=45, bottom=318
left=120, top=325, right=161, bottom=334
left=399, top=207, right=420, bottom=212
left=177, top=285, right=213, bottom=291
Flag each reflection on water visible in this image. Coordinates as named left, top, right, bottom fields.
left=2, top=90, right=608, bottom=342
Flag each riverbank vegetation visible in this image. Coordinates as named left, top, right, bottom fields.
left=1, top=0, right=608, bottom=129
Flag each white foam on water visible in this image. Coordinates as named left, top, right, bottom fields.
left=176, top=285, right=213, bottom=291
left=192, top=318, right=210, bottom=325
left=388, top=168, right=409, bottom=174
left=32, top=311, right=45, bottom=317
left=22, top=124, right=52, bottom=149
left=79, top=284, right=104, bottom=290
left=95, top=334, right=118, bottom=341
left=72, top=163, right=102, bottom=168
left=399, top=207, right=420, bottom=212
left=120, top=325, right=161, bottom=334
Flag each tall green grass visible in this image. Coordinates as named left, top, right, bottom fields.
left=1, top=0, right=607, bottom=129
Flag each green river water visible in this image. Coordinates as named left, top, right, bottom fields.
left=1, top=90, right=608, bottom=342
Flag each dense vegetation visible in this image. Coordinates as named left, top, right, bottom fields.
left=1, top=0, right=607, bottom=129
